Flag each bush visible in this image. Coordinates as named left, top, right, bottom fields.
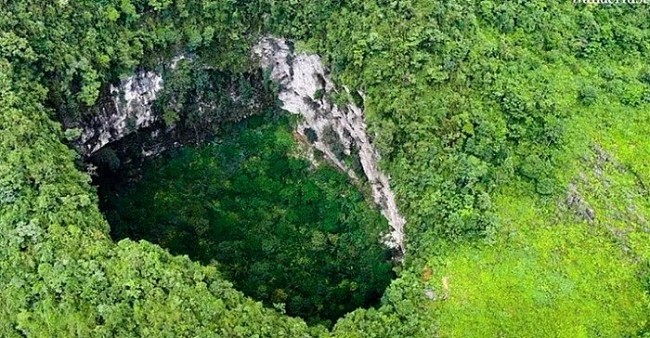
left=578, top=85, right=598, bottom=106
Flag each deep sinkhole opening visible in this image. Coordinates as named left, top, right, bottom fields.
left=93, top=112, right=395, bottom=327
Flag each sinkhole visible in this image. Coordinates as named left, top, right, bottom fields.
left=93, top=112, right=395, bottom=327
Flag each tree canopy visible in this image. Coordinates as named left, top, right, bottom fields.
left=1, top=1, right=650, bottom=337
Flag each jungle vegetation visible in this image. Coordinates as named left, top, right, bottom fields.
left=1, top=0, right=650, bottom=337
left=99, top=113, right=394, bottom=327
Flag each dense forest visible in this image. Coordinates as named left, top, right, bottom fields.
left=1, top=0, right=650, bottom=337
left=99, top=113, right=394, bottom=327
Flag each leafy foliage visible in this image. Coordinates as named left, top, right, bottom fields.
left=155, top=59, right=269, bottom=132
left=2, top=0, right=650, bottom=336
left=0, top=36, right=330, bottom=338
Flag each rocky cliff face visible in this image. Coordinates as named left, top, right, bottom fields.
left=77, top=71, right=163, bottom=155
left=253, top=37, right=406, bottom=255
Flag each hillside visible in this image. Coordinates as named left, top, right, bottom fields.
left=1, top=1, right=649, bottom=337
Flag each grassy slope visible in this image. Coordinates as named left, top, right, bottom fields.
left=420, top=57, right=650, bottom=336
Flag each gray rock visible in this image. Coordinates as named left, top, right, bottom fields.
left=78, top=71, right=163, bottom=155
left=253, top=37, right=406, bottom=256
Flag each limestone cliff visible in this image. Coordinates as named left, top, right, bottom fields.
left=77, top=71, right=163, bottom=155
left=254, top=38, right=406, bottom=255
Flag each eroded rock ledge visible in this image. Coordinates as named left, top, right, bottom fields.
left=78, top=71, right=162, bottom=155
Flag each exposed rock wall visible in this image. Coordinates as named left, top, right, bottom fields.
left=254, top=37, right=406, bottom=255
left=77, top=71, right=163, bottom=155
